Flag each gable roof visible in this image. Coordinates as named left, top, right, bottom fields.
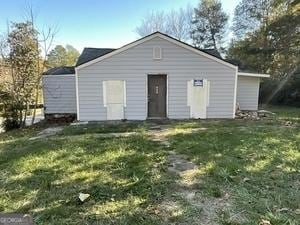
left=78, top=47, right=223, bottom=66
left=76, top=32, right=238, bottom=70
left=201, top=49, right=222, bottom=59
left=76, top=48, right=115, bottom=66
left=43, top=66, right=75, bottom=75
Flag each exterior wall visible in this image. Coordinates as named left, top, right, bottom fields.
left=237, top=76, right=260, bottom=110
left=42, top=75, right=77, bottom=114
left=77, top=37, right=236, bottom=121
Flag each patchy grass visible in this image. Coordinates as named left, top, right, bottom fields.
left=167, top=106, right=300, bottom=225
left=0, top=106, right=299, bottom=225
left=61, top=121, right=148, bottom=136
left=261, top=105, right=300, bottom=122
left=0, top=126, right=171, bottom=224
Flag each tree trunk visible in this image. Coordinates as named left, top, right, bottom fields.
left=18, top=107, right=23, bottom=128
left=31, top=84, right=39, bottom=125
left=22, top=105, right=28, bottom=127
left=31, top=36, right=40, bottom=125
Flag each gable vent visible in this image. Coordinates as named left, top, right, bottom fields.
left=153, top=46, right=162, bottom=60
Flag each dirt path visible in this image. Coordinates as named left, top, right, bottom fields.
left=147, top=125, right=236, bottom=225
left=29, top=126, right=64, bottom=140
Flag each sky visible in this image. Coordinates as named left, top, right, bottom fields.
left=0, top=0, right=240, bottom=52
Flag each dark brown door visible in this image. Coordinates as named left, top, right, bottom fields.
left=148, top=75, right=167, bottom=118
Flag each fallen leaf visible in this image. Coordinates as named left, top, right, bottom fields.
left=276, top=207, right=289, bottom=213
left=243, top=177, right=251, bottom=182
left=295, top=209, right=300, bottom=215
left=259, top=219, right=272, bottom=225
left=79, top=193, right=90, bottom=202
left=223, top=192, right=230, bottom=199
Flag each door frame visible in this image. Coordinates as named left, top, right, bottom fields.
left=146, top=74, right=168, bottom=119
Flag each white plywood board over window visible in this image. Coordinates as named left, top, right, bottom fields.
left=187, top=79, right=210, bottom=119
left=103, top=80, right=126, bottom=120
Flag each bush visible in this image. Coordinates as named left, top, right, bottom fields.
left=0, top=91, right=22, bottom=132
left=259, top=72, right=300, bottom=107
left=2, top=118, right=20, bottom=131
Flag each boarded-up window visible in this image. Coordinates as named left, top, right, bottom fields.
left=103, top=80, right=126, bottom=120
left=153, top=46, right=162, bottom=60
left=187, top=79, right=210, bottom=119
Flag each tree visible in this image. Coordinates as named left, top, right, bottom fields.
left=135, top=5, right=193, bottom=41
left=0, top=5, right=58, bottom=130
left=227, top=0, right=300, bottom=105
left=0, top=22, right=39, bottom=129
left=190, top=0, right=228, bottom=51
left=65, top=45, right=80, bottom=65
left=165, top=7, right=194, bottom=41
left=46, top=44, right=79, bottom=68
left=46, top=45, right=67, bottom=67
left=228, top=0, right=299, bottom=76
left=232, top=0, right=274, bottom=39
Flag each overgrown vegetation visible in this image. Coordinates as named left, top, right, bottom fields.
left=227, top=0, right=300, bottom=106
left=0, top=7, right=80, bottom=132
left=0, top=22, right=39, bottom=131
left=0, top=106, right=299, bottom=224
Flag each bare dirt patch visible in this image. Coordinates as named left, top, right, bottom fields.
left=147, top=125, right=238, bottom=224
left=29, top=126, right=64, bottom=140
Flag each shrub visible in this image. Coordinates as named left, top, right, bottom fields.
left=0, top=91, right=21, bottom=131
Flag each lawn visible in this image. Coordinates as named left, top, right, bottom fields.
left=0, top=106, right=299, bottom=225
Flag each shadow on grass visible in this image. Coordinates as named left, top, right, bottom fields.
left=60, top=122, right=149, bottom=136
left=167, top=122, right=300, bottom=224
left=0, top=133, right=173, bottom=225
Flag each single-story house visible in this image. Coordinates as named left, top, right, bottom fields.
left=42, top=32, right=269, bottom=121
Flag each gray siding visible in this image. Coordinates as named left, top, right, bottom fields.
left=42, top=75, right=76, bottom=114
left=237, top=76, right=260, bottom=110
left=77, top=37, right=236, bottom=121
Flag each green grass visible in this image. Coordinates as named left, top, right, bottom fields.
left=261, top=105, right=300, bottom=122
left=0, top=106, right=299, bottom=225
left=0, top=128, right=171, bottom=224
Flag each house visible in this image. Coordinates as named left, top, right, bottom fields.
left=42, top=32, right=269, bottom=121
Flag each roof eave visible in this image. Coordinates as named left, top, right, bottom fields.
left=238, top=72, right=270, bottom=78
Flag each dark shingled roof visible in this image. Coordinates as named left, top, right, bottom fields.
left=201, top=49, right=222, bottom=59
left=43, top=66, right=75, bottom=75
left=76, top=48, right=115, bottom=66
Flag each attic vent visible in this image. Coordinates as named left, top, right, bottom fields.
left=153, top=46, right=162, bottom=60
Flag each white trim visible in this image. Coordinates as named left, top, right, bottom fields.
left=42, top=74, right=75, bottom=77
left=146, top=74, right=168, bottom=118
left=76, top=32, right=238, bottom=71
left=166, top=75, right=169, bottom=117
left=145, top=76, right=148, bottom=120
left=206, top=80, right=210, bottom=107
left=123, top=80, right=127, bottom=107
left=103, top=81, right=107, bottom=107
left=233, top=67, right=238, bottom=118
left=75, top=68, right=80, bottom=121
left=238, top=72, right=270, bottom=78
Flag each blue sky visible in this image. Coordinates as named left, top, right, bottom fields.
left=0, top=0, right=240, bottom=52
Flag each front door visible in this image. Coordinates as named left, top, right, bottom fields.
left=148, top=75, right=167, bottom=118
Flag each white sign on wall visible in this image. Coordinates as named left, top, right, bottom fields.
left=193, top=79, right=203, bottom=86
